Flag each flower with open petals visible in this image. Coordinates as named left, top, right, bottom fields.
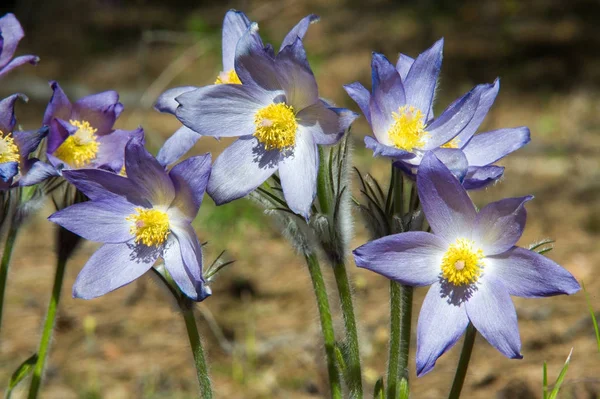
left=48, top=139, right=212, bottom=301
left=21, top=82, right=144, bottom=185
left=344, top=40, right=530, bottom=188
left=353, top=152, right=580, bottom=376
left=0, top=13, right=39, bottom=78
left=175, top=25, right=357, bottom=218
left=154, top=10, right=320, bottom=166
left=0, top=94, right=47, bottom=189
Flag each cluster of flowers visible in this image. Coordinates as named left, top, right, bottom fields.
left=0, top=8, right=581, bottom=396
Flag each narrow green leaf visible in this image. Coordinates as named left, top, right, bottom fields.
left=398, top=377, right=409, bottom=399
left=5, top=353, right=38, bottom=399
left=542, top=361, right=548, bottom=399
left=373, top=377, right=384, bottom=399
left=529, top=239, right=555, bottom=251
left=547, top=348, right=573, bottom=399
left=582, top=282, right=600, bottom=352
left=334, top=344, right=346, bottom=376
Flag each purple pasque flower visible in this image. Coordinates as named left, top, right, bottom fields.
left=43, top=81, right=142, bottom=172
left=48, top=139, right=212, bottom=301
left=174, top=25, right=357, bottom=218
left=0, top=94, right=47, bottom=188
left=353, top=152, right=580, bottom=376
left=344, top=40, right=530, bottom=188
left=153, top=10, right=320, bottom=166
left=0, top=13, right=39, bottom=79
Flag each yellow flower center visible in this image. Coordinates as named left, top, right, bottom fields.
left=441, top=238, right=484, bottom=286
left=441, top=137, right=461, bottom=149
left=119, top=165, right=127, bottom=176
left=215, top=69, right=242, bottom=85
left=387, top=105, right=428, bottom=151
left=253, top=103, right=298, bottom=150
left=126, top=207, right=170, bottom=247
left=0, top=130, right=20, bottom=163
left=54, top=120, right=99, bottom=167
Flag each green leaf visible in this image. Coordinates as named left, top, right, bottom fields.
left=373, top=377, right=384, bottom=399
left=547, top=348, right=573, bottom=399
left=582, top=282, right=600, bottom=352
left=5, top=353, right=38, bottom=399
left=542, top=361, right=548, bottom=399
left=398, top=377, right=410, bottom=399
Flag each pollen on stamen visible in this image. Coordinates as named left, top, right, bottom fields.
left=441, top=137, right=461, bottom=149
left=126, top=207, right=170, bottom=247
left=0, top=130, right=20, bottom=164
left=387, top=105, right=428, bottom=152
left=441, top=238, right=484, bottom=286
left=54, top=119, right=100, bottom=167
left=215, top=69, right=242, bottom=85
left=253, top=103, right=298, bottom=150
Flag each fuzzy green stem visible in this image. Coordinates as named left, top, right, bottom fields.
left=333, top=262, right=363, bottom=398
left=386, top=280, right=402, bottom=399
left=305, top=253, right=342, bottom=399
left=447, top=323, right=477, bottom=399
left=182, top=306, right=212, bottom=398
left=0, top=222, right=19, bottom=334
left=27, top=255, right=68, bottom=399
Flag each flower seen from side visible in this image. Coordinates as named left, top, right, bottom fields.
left=0, top=13, right=39, bottom=78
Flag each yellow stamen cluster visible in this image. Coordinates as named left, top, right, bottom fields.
left=388, top=105, right=428, bottom=151
left=215, top=69, right=242, bottom=85
left=0, top=130, right=20, bottom=163
left=441, top=238, right=484, bottom=286
left=126, top=207, right=170, bottom=247
left=119, top=165, right=127, bottom=177
left=441, top=137, right=461, bottom=149
left=253, top=103, right=298, bottom=150
left=54, top=120, right=99, bottom=167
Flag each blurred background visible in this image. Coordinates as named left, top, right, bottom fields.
left=1, top=0, right=599, bottom=398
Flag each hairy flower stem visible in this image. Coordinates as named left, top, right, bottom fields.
left=387, top=168, right=415, bottom=399
left=181, top=306, right=213, bottom=399
left=317, top=147, right=363, bottom=398
left=0, top=222, right=19, bottom=334
left=305, top=253, right=343, bottom=399
left=27, top=254, right=68, bottom=399
left=447, top=323, right=477, bottom=399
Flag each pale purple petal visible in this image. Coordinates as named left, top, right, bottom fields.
left=0, top=93, right=25, bottom=132
left=462, top=127, right=530, bottom=167
left=454, top=79, right=500, bottom=144
left=124, top=139, right=175, bottom=207
left=465, top=276, right=522, bottom=359
left=279, top=14, right=319, bottom=52
left=297, top=102, right=357, bottom=145
left=404, top=38, right=443, bottom=120
left=395, top=53, right=414, bottom=82
left=364, top=136, right=414, bottom=160
left=432, top=148, right=468, bottom=182
left=278, top=132, right=317, bottom=219
left=18, top=159, right=59, bottom=186
left=156, top=126, right=201, bottom=167
left=72, top=241, right=158, bottom=299
left=168, top=153, right=211, bottom=221
left=234, top=24, right=280, bottom=91
left=207, top=136, right=279, bottom=205
left=462, top=166, right=504, bottom=190
left=343, top=82, right=371, bottom=124
left=48, top=198, right=136, bottom=243
left=0, top=14, right=31, bottom=67
left=474, top=196, right=532, bottom=256
left=416, top=281, right=469, bottom=376
left=47, top=117, right=75, bottom=154
left=95, top=128, right=144, bottom=172
left=0, top=162, right=18, bottom=182
left=72, top=91, right=122, bottom=136
left=0, top=55, right=38, bottom=78
left=423, top=86, right=480, bottom=150
left=13, top=126, right=48, bottom=159
left=275, top=38, right=318, bottom=110
left=175, top=84, right=274, bottom=137
left=369, top=52, right=406, bottom=143
left=42, top=81, right=72, bottom=126
left=222, top=10, right=251, bottom=71
left=154, top=86, right=198, bottom=115
left=166, top=222, right=211, bottom=301
left=487, top=247, right=580, bottom=298
left=353, top=232, right=446, bottom=286
left=417, top=152, right=476, bottom=243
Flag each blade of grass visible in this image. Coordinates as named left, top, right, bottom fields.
left=582, top=282, right=600, bottom=352
left=547, top=348, right=573, bottom=399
